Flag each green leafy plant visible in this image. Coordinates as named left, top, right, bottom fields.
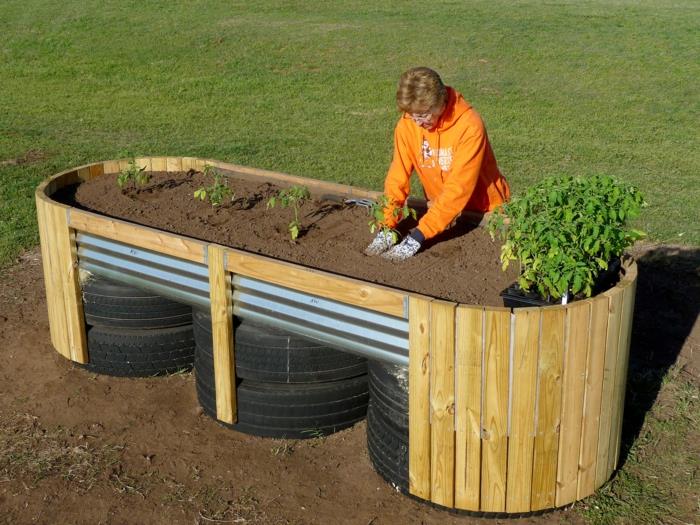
left=367, top=195, right=417, bottom=243
left=194, top=165, right=234, bottom=206
left=266, top=185, right=311, bottom=240
left=116, top=159, right=150, bottom=191
left=488, top=174, right=646, bottom=300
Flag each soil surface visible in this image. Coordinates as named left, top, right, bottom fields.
left=53, top=169, right=518, bottom=307
left=0, top=242, right=697, bottom=524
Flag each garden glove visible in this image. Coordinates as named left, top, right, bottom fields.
left=381, top=229, right=424, bottom=262
left=364, top=230, right=397, bottom=256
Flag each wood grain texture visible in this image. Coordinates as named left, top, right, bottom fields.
left=208, top=245, right=236, bottom=424
left=595, top=291, right=623, bottom=488
left=35, top=196, right=63, bottom=354
left=480, top=308, right=510, bottom=512
left=69, top=209, right=207, bottom=263
left=454, top=306, right=484, bottom=511
left=408, top=296, right=432, bottom=500
left=531, top=307, right=565, bottom=511
left=506, top=308, right=540, bottom=513
left=226, top=251, right=406, bottom=317
left=577, top=294, right=610, bottom=498
left=166, top=157, right=183, bottom=172
left=150, top=157, right=167, bottom=172
left=556, top=301, right=591, bottom=506
left=429, top=300, right=456, bottom=508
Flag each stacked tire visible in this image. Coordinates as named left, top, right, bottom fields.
left=79, top=275, right=195, bottom=377
left=193, top=310, right=369, bottom=439
left=367, top=359, right=409, bottom=492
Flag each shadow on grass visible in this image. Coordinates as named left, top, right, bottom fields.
left=618, top=245, right=700, bottom=467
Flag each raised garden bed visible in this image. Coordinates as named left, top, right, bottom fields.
left=36, top=157, right=638, bottom=515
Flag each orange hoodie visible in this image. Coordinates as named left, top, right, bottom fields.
left=383, top=87, right=509, bottom=240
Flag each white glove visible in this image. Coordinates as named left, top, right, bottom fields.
left=364, top=230, right=397, bottom=256
left=381, top=235, right=421, bottom=262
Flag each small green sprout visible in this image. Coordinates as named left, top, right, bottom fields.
left=266, top=185, right=311, bottom=241
left=117, top=159, right=150, bottom=191
left=367, top=195, right=417, bottom=243
left=194, top=165, right=234, bottom=206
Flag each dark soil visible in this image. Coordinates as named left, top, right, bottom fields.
left=53, top=169, right=518, bottom=307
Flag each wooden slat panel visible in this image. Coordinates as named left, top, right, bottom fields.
left=595, top=291, right=623, bottom=488
left=429, top=301, right=456, bottom=508
left=556, top=301, right=591, bottom=506
left=166, top=157, right=183, bottom=172
left=182, top=157, right=198, bottom=172
left=69, top=209, right=206, bottom=263
left=480, top=308, right=510, bottom=512
left=150, top=157, right=167, bottom=172
left=118, top=159, right=130, bottom=172
left=208, top=245, right=236, bottom=424
left=506, top=308, right=540, bottom=513
left=455, top=306, right=484, bottom=511
left=531, top=307, right=565, bottom=511
left=610, top=274, right=637, bottom=473
left=408, top=296, right=431, bottom=500
left=577, top=294, right=610, bottom=498
left=226, top=251, right=406, bottom=318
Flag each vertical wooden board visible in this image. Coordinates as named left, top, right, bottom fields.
left=556, top=302, right=591, bottom=506
left=181, top=157, right=198, bottom=171
left=36, top=198, right=61, bottom=352
left=455, top=306, right=484, bottom=511
left=595, top=292, right=623, bottom=488
left=577, top=295, right=610, bottom=498
left=408, top=296, right=432, bottom=500
left=134, top=157, right=153, bottom=172
left=45, top=203, right=72, bottom=359
left=150, top=157, right=167, bottom=172
left=610, top=279, right=637, bottom=473
left=117, top=159, right=130, bottom=171
left=480, top=308, right=510, bottom=513
left=55, top=211, right=88, bottom=363
left=208, top=246, right=236, bottom=424
left=506, top=308, right=540, bottom=513
left=166, top=157, right=183, bottom=172
left=102, top=160, right=120, bottom=174
left=531, top=307, right=565, bottom=511
left=429, top=301, right=456, bottom=508
left=89, top=163, right=105, bottom=178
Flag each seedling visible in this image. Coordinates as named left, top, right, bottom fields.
left=367, top=195, right=417, bottom=243
left=266, top=185, right=311, bottom=240
left=194, top=165, right=234, bottom=206
left=117, top=159, right=150, bottom=191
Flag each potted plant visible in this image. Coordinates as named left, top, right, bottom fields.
left=488, top=174, right=645, bottom=306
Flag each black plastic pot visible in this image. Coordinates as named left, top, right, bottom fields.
left=501, top=258, right=622, bottom=308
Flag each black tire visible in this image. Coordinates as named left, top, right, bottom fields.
left=196, top=373, right=369, bottom=439
left=80, top=324, right=195, bottom=377
left=193, top=310, right=367, bottom=383
left=367, top=360, right=409, bottom=492
left=81, top=274, right=192, bottom=329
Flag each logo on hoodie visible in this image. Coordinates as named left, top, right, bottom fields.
left=420, top=139, right=453, bottom=171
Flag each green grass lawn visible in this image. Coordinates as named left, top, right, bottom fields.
left=1, top=0, right=698, bottom=267
left=0, top=3, right=698, bottom=522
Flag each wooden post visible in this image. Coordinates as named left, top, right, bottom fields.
left=454, top=306, right=484, bottom=511
left=208, top=245, right=236, bottom=424
left=408, top=296, right=432, bottom=500
left=429, top=300, right=456, bottom=508
left=506, top=308, right=540, bottom=513
left=480, top=308, right=510, bottom=512
left=556, top=301, right=591, bottom=506
left=531, top=307, right=565, bottom=510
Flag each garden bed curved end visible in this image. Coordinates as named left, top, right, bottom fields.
left=36, top=157, right=637, bottom=515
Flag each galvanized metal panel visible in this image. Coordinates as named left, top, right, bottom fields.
left=75, top=233, right=409, bottom=365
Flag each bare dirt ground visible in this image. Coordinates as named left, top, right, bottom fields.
left=0, top=241, right=697, bottom=525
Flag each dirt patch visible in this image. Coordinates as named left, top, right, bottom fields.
left=53, top=169, right=519, bottom=307
left=0, top=149, right=48, bottom=167
left=0, top=242, right=697, bottom=523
